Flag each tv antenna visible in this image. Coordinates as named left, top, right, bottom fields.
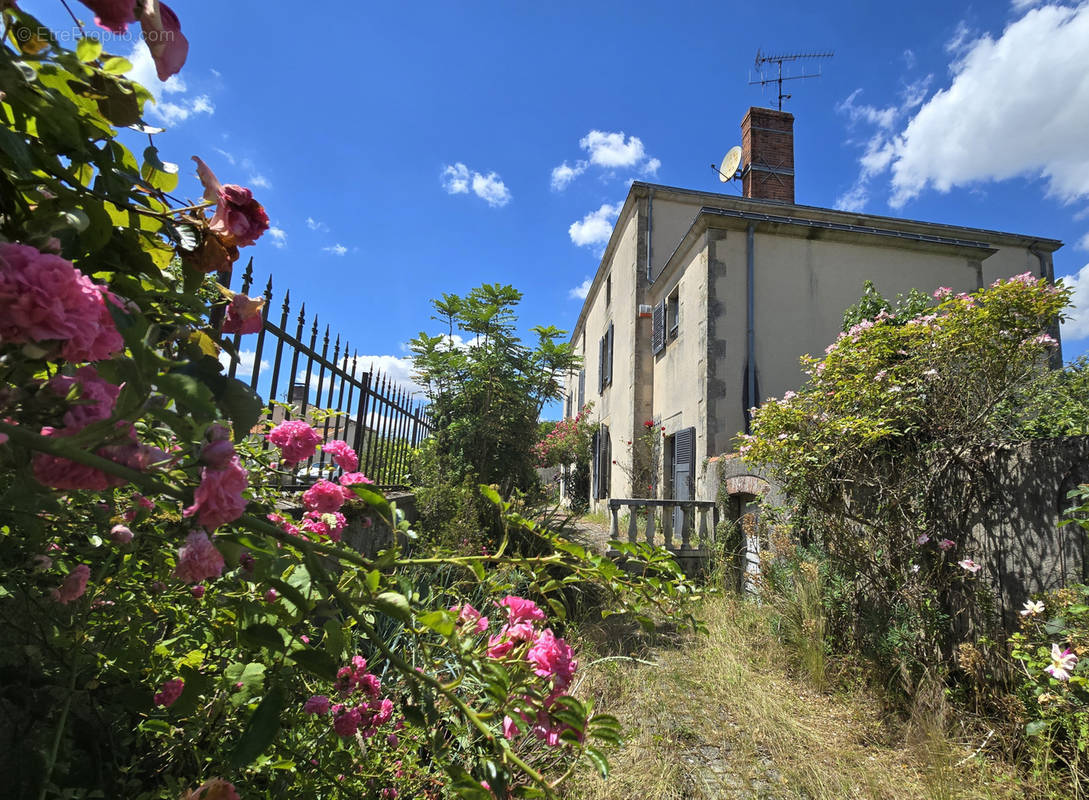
left=711, top=145, right=743, bottom=187
left=749, top=49, right=834, bottom=110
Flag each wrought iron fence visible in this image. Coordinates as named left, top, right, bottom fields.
left=221, top=262, right=431, bottom=488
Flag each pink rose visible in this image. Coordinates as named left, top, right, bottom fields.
left=174, top=531, right=225, bottom=584
left=499, top=595, right=546, bottom=625
left=0, top=242, right=122, bottom=361
left=300, top=510, right=347, bottom=541
left=193, top=157, right=270, bottom=248
left=333, top=705, right=362, bottom=737
left=110, top=524, right=134, bottom=544
left=182, top=778, right=239, bottom=800
left=323, top=439, right=359, bottom=472
left=450, top=602, right=489, bottom=634
left=183, top=455, right=248, bottom=530
left=46, top=366, right=121, bottom=430
left=264, top=588, right=278, bottom=603
left=268, top=419, right=322, bottom=465
left=303, top=479, right=345, bottom=514
left=526, top=629, right=577, bottom=689
left=137, top=1, right=188, bottom=81
left=32, top=428, right=128, bottom=491
left=303, top=694, right=331, bottom=715
left=222, top=293, right=265, bottom=335
left=199, top=437, right=236, bottom=470
left=190, top=584, right=205, bottom=599
left=339, top=470, right=374, bottom=500
left=154, top=677, right=185, bottom=707
left=52, top=564, right=90, bottom=605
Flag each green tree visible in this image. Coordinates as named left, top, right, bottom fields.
left=410, top=284, right=580, bottom=493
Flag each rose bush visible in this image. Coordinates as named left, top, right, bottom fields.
left=0, top=6, right=698, bottom=798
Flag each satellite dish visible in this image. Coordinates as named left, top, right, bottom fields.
left=719, top=146, right=743, bottom=182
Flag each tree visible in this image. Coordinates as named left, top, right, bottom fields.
left=742, top=275, right=1070, bottom=680
left=410, top=284, right=580, bottom=493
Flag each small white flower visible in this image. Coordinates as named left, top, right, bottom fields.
left=958, top=558, right=981, bottom=573
left=1021, top=600, right=1045, bottom=617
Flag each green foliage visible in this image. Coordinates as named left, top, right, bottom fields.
left=534, top=403, right=595, bottom=469
left=410, top=284, right=581, bottom=494
left=841, top=280, right=932, bottom=331
left=742, top=276, right=1069, bottom=682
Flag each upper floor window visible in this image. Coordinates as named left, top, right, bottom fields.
left=598, top=322, right=614, bottom=392
left=605, top=275, right=612, bottom=307
left=668, top=288, right=680, bottom=339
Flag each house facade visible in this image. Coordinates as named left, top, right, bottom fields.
left=565, top=106, right=1063, bottom=512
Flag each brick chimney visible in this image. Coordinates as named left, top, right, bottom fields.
left=740, top=107, right=795, bottom=204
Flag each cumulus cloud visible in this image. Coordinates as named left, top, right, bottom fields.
left=841, top=6, right=1089, bottom=214
left=268, top=226, right=287, bottom=248
left=471, top=171, right=512, bottom=207
left=1061, top=264, right=1089, bottom=342
left=306, top=217, right=328, bottom=232
left=551, top=130, right=661, bottom=189
left=323, top=243, right=348, bottom=256
left=569, top=277, right=592, bottom=300
left=569, top=203, right=622, bottom=250
left=219, top=349, right=268, bottom=375
left=441, top=163, right=511, bottom=207
left=551, top=160, right=588, bottom=191
left=888, top=5, right=1089, bottom=208
left=580, top=131, right=646, bottom=168
left=297, top=354, right=423, bottom=398
left=127, top=45, right=213, bottom=125
left=249, top=173, right=271, bottom=190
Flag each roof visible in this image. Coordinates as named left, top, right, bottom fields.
left=570, top=181, right=1063, bottom=341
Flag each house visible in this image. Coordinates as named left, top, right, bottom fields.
left=564, top=106, right=1063, bottom=516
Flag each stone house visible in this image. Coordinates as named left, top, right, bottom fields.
left=563, top=106, right=1064, bottom=519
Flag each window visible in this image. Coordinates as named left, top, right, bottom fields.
left=577, top=368, right=585, bottom=408
left=652, top=301, right=665, bottom=354
left=605, top=274, right=612, bottom=307
left=591, top=424, right=611, bottom=499
left=597, top=323, right=613, bottom=392
left=667, top=288, right=680, bottom=338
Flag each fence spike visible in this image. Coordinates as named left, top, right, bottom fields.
left=281, top=289, right=291, bottom=319
left=240, top=259, right=254, bottom=294
left=263, top=274, right=273, bottom=300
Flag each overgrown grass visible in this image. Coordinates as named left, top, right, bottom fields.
left=565, top=594, right=1036, bottom=800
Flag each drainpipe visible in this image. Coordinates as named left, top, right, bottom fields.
left=1030, top=243, right=1063, bottom=368
left=745, top=223, right=756, bottom=434
left=646, top=188, right=654, bottom=283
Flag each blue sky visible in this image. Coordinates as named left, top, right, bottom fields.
left=33, top=1, right=1089, bottom=415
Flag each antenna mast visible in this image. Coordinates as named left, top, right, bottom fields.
left=749, top=49, right=833, bottom=110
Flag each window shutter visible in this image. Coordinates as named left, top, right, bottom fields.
left=600, top=424, right=611, bottom=499
left=565, top=392, right=572, bottom=419
left=652, top=301, right=665, bottom=354
left=598, top=335, right=605, bottom=393
left=577, top=369, right=585, bottom=408
left=605, top=323, right=614, bottom=386
left=591, top=429, right=600, bottom=499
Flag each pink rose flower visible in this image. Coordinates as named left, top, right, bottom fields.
left=500, top=595, right=546, bottom=625
left=110, top=524, right=134, bottom=544
left=264, top=588, right=278, bottom=603
left=958, top=558, right=982, bottom=574
left=303, top=479, right=345, bottom=514
left=222, top=293, right=265, bottom=335
left=300, top=510, right=347, bottom=541
left=333, top=705, right=362, bottom=737
left=486, top=633, right=515, bottom=660
left=181, top=779, right=239, bottom=800
left=183, top=455, right=248, bottom=530
left=199, top=437, right=235, bottom=470
left=174, top=531, right=225, bottom=584
left=52, top=564, right=90, bottom=604
left=450, top=602, right=489, bottom=634
left=268, top=419, right=322, bottom=465
left=190, top=584, right=205, bottom=599
left=323, top=439, right=359, bottom=472
left=526, top=629, right=578, bottom=689
left=47, top=366, right=120, bottom=430
left=0, top=242, right=123, bottom=361
left=303, top=694, right=331, bottom=715
left=193, top=157, right=270, bottom=248
left=937, top=539, right=955, bottom=551
left=137, top=2, right=189, bottom=81
left=154, top=677, right=185, bottom=707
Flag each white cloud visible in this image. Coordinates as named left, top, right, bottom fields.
left=249, top=173, right=271, bottom=190
left=268, top=226, right=287, bottom=249
left=127, top=45, right=213, bottom=125
left=903, top=48, right=917, bottom=69
left=323, top=244, right=348, bottom=256
left=569, top=202, right=622, bottom=249
left=219, top=349, right=268, bottom=374
left=834, top=77, right=931, bottom=212
left=1011, top=0, right=1042, bottom=12
left=882, top=5, right=1089, bottom=209
left=551, top=160, right=588, bottom=191
left=1061, top=264, right=1089, bottom=341
left=297, top=354, right=423, bottom=398
left=641, top=157, right=661, bottom=177
left=569, top=277, right=592, bottom=300
left=214, top=147, right=236, bottom=165
left=441, top=163, right=470, bottom=194
left=441, top=163, right=511, bottom=207
left=471, top=172, right=512, bottom=207
left=580, top=130, right=646, bottom=168
left=306, top=217, right=329, bottom=232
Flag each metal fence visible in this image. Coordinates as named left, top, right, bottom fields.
left=221, top=262, right=432, bottom=488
